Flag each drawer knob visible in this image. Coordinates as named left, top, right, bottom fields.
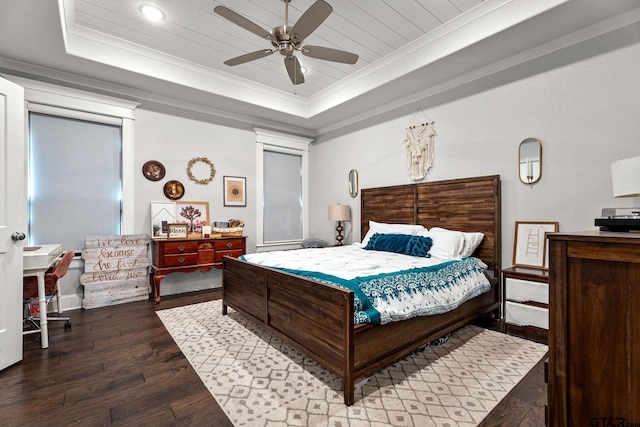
left=226, top=242, right=233, bottom=248
left=177, top=257, right=185, bottom=263
left=178, top=245, right=186, bottom=252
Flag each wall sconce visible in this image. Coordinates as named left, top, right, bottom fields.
left=348, top=169, right=359, bottom=198
left=328, top=204, right=350, bottom=246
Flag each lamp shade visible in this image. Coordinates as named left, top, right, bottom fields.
left=612, top=155, right=640, bottom=197
left=328, top=204, right=350, bottom=221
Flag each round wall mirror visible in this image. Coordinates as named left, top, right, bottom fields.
left=519, top=138, right=542, bottom=184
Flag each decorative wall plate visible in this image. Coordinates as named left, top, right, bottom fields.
left=142, top=160, right=165, bottom=181
left=163, top=180, right=185, bottom=200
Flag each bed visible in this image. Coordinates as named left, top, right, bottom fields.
left=222, top=175, right=501, bottom=405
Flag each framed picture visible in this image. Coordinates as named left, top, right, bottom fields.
left=167, top=223, right=188, bottom=239
left=175, top=201, right=210, bottom=236
left=224, top=176, right=246, bottom=207
left=513, top=221, right=559, bottom=269
left=150, top=201, right=176, bottom=238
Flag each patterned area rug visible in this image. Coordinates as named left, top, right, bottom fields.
left=157, top=300, right=547, bottom=426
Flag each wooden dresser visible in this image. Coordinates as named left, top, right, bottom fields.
left=547, top=231, right=640, bottom=426
left=503, top=266, right=549, bottom=344
left=150, top=236, right=246, bottom=303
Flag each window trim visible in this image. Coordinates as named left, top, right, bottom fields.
left=254, top=128, right=312, bottom=252
left=8, top=75, right=139, bottom=234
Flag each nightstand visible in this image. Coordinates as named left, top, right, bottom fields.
left=502, top=266, right=549, bottom=344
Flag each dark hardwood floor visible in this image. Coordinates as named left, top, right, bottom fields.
left=1, top=289, right=547, bottom=426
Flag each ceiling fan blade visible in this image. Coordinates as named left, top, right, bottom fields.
left=301, top=45, right=359, bottom=64
left=224, top=49, right=274, bottom=66
left=284, top=56, right=305, bottom=85
left=290, top=0, right=332, bottom=43
left=214, top=6, right=274, bottom=41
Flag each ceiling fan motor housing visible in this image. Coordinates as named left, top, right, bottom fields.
left=272, top=25, right=299, bottom=56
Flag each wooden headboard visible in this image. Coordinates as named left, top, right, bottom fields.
left=361, top=175, right=501, bottom=278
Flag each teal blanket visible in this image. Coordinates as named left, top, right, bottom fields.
left=271, top=257, right=490, bottom=325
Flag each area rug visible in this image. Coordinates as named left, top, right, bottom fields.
left=157, top=300, right=547, bottom=426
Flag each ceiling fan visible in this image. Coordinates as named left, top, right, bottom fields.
left=214, top=0, right=359, bottom=85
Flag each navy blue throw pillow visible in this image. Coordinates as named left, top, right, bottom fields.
left=363, top=233, right=432, bottom=257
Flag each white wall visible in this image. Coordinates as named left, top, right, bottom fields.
left=133, top=110, right=257, bottom=296
left=309, top=39, right=640, bottom=269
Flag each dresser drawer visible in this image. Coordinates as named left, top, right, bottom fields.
left=214, top=250, right=244, bottom=263
left=163, top=241, right=198, bottom=254
left=505, top=301, right=548, bottom=330
left=163, top=253, right=198, bottom=267
left=213, top=239, right=244, bottom=251
left=505, top=277, right=548, bottom=304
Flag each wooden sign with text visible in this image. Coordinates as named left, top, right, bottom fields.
left=80, top=234, right=150, bottom=309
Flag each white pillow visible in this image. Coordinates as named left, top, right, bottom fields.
left=417, top=228, right=464, bottom=260
left=360, top=221, right=427, bottom=246
left=429, top=227, right=484, bottom=258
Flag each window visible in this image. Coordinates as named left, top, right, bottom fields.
left=263, top=150, right=302, bottom=242
left=28, top=113, right=122, bottom=251
left=255, top=128, right=312, bottom=250
left=14, top=76, right=137, bottom=250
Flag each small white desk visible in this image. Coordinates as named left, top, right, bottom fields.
left=23, top=244, right=63, bottom=349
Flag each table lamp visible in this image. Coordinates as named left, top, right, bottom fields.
left=328, top=204, right=350, bottom=245
left=612, top=155, right=640, bottom=198
left=595, top=155, right=640, bottom=231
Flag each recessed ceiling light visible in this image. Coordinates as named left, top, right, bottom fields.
left=139, top=4, right=165, bottom=22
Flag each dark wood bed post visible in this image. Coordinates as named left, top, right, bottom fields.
left=343, top=291, right=355, bottom=405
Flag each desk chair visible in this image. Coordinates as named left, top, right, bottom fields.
left=23, top=249, right=74, bottom=332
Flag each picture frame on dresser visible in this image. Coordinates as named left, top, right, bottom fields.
left=513, top=221, right=558, bottom=269
left=167, top=223, right=188, bottom=239
left=175, top=201, right=210, bottom=236
left=150, top=201, right=176, bottom=238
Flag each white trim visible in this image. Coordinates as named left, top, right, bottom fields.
left=4, top=74, right=138, bottom=119
left=26, top=103, right=122, bottom=126
left=255, top=129, right=312, bottom=250
left=121, top=118, right=135, bottom=234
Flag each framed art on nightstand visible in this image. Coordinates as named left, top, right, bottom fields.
left=513, top=221, right=559, bottom=269
left=223, top=176, right=246, bottom=207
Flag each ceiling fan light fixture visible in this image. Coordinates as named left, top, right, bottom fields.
left=139, top=4, right=165, bottom=22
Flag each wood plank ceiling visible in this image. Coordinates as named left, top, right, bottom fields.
left=72, top=0, right=485, bottom=98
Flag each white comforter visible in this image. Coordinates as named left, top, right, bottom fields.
left=242, top=243, right=465, bottom=279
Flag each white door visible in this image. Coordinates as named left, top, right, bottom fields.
left=0, top=77, right=26, bottom=370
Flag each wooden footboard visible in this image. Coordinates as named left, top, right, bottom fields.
left=223, top=255, right=499, bottom=405
left=222, top=255, right=357, bottom=404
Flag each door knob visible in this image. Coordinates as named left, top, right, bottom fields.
left=11, top=232, right=26, bottom=241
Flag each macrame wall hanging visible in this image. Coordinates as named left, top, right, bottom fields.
left=404, top=109, right=436, bottom=181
